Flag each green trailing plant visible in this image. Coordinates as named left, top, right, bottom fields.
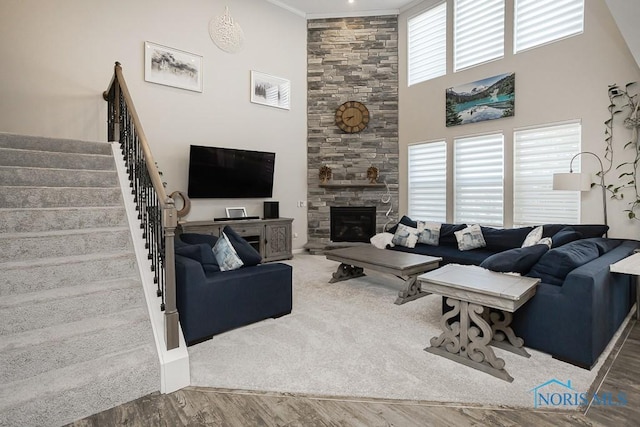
left=602, top=82, right=640, bottom=219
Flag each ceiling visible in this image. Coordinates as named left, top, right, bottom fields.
left=265, top=0, right=427, bottom=19
left=267, top=0, right=640, bottom=68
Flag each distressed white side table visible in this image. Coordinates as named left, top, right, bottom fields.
left=418, top=264, right=540, bottom=382
left=610, top=251, right=640, bottom=319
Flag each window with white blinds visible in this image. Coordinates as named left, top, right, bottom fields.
left=408, top=141, right=447, bottom=222
left=408, top=3, right=446, bottom=86
left=513, top=122, right=581, bottom=226
left=454, top=134, right=504, bottom=226
left=514, top=0, right=584, bottom=53
left=454, top=0, right=505, bottom=72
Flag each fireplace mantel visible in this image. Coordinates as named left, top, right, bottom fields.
left=320, top=182, right=385, bottom=188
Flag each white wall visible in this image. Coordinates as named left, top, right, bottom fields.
left=398, top=0, right=640, bottom=238
left=0, top=0, right=309, bottom=248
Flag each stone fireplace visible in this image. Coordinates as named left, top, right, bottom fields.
left=306, top=16, right=399, bottom=248
left=330, top=206, right=377, bottom=242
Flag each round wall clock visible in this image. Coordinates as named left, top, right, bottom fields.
left=335, top=101, right=370, bottom=133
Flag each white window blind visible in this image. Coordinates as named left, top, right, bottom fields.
left=454, top=134, right=504, bottom=226
left=408, top=3, right=446, bottom=86
left=513, top=122, right=581, bottom=226
left=408, top=141, right=447, bottom=222
left=454, top=0, right=504, bottom=71
left=514, top=0, right=584, bottom=53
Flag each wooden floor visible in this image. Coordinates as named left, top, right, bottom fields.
left=69, top=320, right=640, bottom=427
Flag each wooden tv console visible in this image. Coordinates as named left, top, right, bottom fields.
left=178, top=217, right=293, bottom=263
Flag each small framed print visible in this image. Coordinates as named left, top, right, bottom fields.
left=225, top=207, right=247, bottom=218
left=250, top=71, right=290, bottom=110
left=144, top=41, right=203, bottom=92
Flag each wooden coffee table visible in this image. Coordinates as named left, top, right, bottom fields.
left=325, top=245, right=441, bottom=305
left=418, top=264, right=540, bottom=382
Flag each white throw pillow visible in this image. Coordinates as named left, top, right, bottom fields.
left=417, top=221, right=441, bottom=246
left=391, top=223, right=420, bottom=248
left=454, top=224, right=486, bottom=251
left=370, top=232, right=395, bottom=249
left=212, top=232, right=244, bottom=271
left=538, top=237, right=553, bottom=248
left=521, top=225, right=543, bottom=247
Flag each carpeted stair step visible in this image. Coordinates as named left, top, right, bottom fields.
left=0, top=186, right=123, bottom=208
left=0, top=252, right=138, bottom=297
left=0, top=278, right=148, bottom=336
left=0, top=133, right=160, bottom=427
left=0, top=147, right=115, bottom=170
left=0, top=166, right=118, bottom=187
left=0, top=227, right=132, bottom=263
left=0, top=206, right=128, bottom=233
left=0, top=343, right=158, bottom=427
left=0, top=133, right=112, bottom=155
left=0, top=304, right=152, bottom=384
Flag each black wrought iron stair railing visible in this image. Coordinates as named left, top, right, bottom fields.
left=103, top=62, right=179, bottom=350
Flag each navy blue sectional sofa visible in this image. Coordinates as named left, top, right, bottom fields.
left=174, top=233, right=292, bottom=345
left=387, top=216, right=639, bottom=369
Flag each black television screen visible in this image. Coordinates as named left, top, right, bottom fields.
left=187, top=145, right=275, bottom=198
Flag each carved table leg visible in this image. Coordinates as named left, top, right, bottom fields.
left=329, top=263, right=365, bottom=283
left=425, top=298, right=513, bottom=382
left=484, top=310, right=530, bottom=357
left=395, top=275, right=431, bottom=305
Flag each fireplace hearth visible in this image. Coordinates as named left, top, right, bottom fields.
left=330, top=206, right=376, bottom=243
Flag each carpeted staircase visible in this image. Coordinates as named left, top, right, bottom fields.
left=0, top=133, right=159, bottom=427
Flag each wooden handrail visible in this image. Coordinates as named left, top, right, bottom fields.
left=107, top=63, right=169, bottom=203
left=104, top=62, right=179, bottom=351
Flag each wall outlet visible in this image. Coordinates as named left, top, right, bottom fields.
left=297, top=201, right=307, bottom=207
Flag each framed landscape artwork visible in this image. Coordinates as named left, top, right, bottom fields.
left=144, top=41, right=203, bottom=92
left=250, top=71, right=290, bottom=110
left=446, top=72, right=515, bottom=127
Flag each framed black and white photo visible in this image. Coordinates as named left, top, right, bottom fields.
left=250, top=71, right=290, bottom=110
left=144, top=41, right=203, bottom=92
left=226, top=207, right=247, bottom=218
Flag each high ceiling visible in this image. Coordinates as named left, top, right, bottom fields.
left=266, top=0, right=428, bottom=18
left=267, top=0, right=639, bottom=68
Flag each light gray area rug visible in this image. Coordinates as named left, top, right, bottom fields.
left=188, top=254, right=620, bottom=408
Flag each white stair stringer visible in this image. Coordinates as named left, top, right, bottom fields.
left=110, top=141, right=190, bottom=395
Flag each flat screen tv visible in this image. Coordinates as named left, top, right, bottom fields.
left=187, top=145, right=275, bottom=198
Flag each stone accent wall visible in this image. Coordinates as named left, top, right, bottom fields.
left=307, top=16, right=399, bottom=245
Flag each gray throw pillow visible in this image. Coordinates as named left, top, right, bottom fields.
left=212, top=232, right=244, bottom=271
left=417, top=221, right=441, bottom=246
left=392, top=223, right=420, bottom=248
left=454, top=224, right=486, bottom=251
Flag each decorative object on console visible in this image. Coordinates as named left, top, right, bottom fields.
left=144, top=41, right=203, bottom=92
left=367, top=165, right=379, bottom=183
left=225, top=207, right=247, bottom=218
left=552, top=151, right=608, bottom=236
left=209, top=6, right=244, bottom=53
left=250, top=71, right=290, bottom=110
left=335, top=101, right=369, bottom=133
left=264, top=201, right=279, bottom=219
left=319, top=165, right=332, bottom=183
left=169, top=190, right=191, bottom=220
